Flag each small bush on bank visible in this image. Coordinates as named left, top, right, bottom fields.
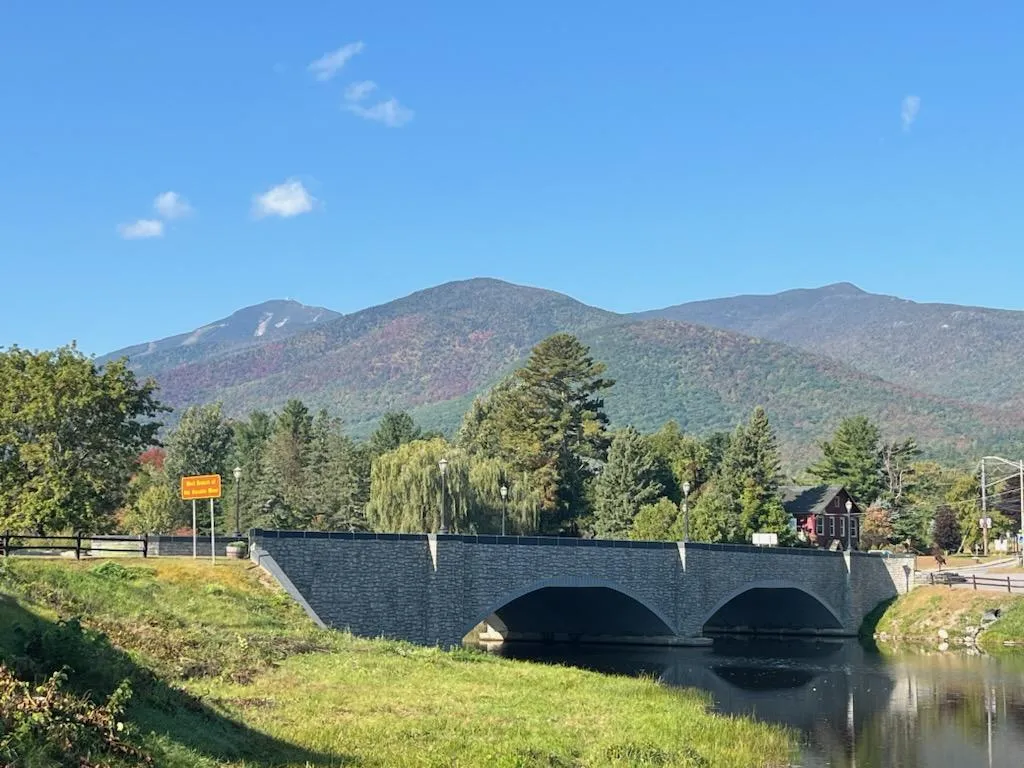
left=0, top=665, right=151, bottom=767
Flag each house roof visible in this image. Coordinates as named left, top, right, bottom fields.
left=780, top=485, right=849, bottom=517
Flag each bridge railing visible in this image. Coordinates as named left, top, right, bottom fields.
left=250, top=529, right=916, bottom=558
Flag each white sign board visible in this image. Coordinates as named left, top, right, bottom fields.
left=752, top=532, right=778, bottom=547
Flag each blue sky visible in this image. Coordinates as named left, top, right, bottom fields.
left=3, top=2, right=1024, bottom=354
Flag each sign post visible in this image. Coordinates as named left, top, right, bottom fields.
left=210, top=498, right=216, bottom=566
left=180, top=475, right=222, bottom=563
left=979, top=516, right=993, bottom=557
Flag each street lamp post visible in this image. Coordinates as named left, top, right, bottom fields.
left=682, top=481, right=691, bottom=542
left=845, top=499, right=853, bottom=552
left=500, top=484, right=508, bottom=537
left=438, top=458, right=449, bottom=534
left=232, top=466, right=242, bottom=538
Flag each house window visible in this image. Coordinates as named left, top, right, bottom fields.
left=840, top=517, right=846, bottom=536
left=815, top=515, right=824, bottom=536
left=829, top=516, right=835, bottom=536
left=851, top=517, right=859, bottom=538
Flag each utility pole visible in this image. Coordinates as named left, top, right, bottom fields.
left=981, top=458, right=987, bottom=516
left=1019, top=461, right=1024, bottom=566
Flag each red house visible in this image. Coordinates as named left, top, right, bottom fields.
left=781, top=485, right=862, bottom=550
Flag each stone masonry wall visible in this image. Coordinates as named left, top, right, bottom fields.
left=677, top=543, right=854, bottom=635
left=252, top=530, right=911, bottom=647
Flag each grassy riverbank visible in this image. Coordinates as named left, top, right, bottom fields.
left=870, top=586, right=1024, bottom=652
left=0, top=558, right=792, bottom=767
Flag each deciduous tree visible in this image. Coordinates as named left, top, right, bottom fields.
left=0, top=345, right=164, bottom=534
left=629, top=498, right=681, bottom=541
left=932, top=505, right=961, bottom=553
left=859, top=505, right=894, bottom=549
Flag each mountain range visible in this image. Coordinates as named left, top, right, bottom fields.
left=98, top=279, right=1024, bottom=470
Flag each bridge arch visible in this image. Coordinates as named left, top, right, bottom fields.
left=699, top=580, right=845, bottom=635
left=463, top=576, right=676, bottom=642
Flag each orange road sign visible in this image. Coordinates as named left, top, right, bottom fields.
left=180, top=474, right=222, bottom=500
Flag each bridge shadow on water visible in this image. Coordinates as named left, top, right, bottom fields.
left=0, top=596, right=349, bottom=766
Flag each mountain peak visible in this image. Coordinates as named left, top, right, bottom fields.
left=101, top=298, right=342, bottom=362
left=818, top=282, right=866, bottom=295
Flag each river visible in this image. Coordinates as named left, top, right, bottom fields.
left=483, top=637, right=1024, bottom=767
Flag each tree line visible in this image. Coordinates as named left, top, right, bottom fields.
left=0, top=336, right=1009, bottom=552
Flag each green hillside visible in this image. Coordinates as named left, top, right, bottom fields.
left=581, top=320, right=1019, bottom=469
left=640, top=282, right=1024, bottom=408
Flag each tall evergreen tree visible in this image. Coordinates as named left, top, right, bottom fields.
left=230, top=411, right=272, bottom=532
left=721, top=407, right=781, bottom=499
left=485, top=333, right=614, bottom=534
left=808, top=416, right=884, bottom=505
left=593, top=427, right=666, bottom=538
left=370, top=411, right=422, bottom=456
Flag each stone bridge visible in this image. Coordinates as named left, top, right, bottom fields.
left=250, top=530, right=914, bottom=647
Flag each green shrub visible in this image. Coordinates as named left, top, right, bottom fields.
left=0, top=665, right=150, bottom=767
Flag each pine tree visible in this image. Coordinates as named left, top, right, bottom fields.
left=721, top=407, right=781, bottom=500
left=593, top=427, right=666, bottom=538
left=230, top=411, right=272, bottom=533
left=809, top=416, right=884, bottom=505
left=257, top=400, right=315, bottom=529
left=370, top=412, right=422, bottom=456
left=486, top=333, right=614, bottom=534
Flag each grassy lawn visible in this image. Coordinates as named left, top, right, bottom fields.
left=0, top=558, right=793, bottom=767
left=872, top=585, right=1024, bottom=652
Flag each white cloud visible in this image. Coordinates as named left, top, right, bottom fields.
left=253, top=180, right=316, bottom=218
left=308, top=42, right=364, bottom=81
left=347, top=98, right=414, bottom=127
left=344, top=80, right=378, bottom=102
left=901, top=95, right=921, bottom=132
left=153, top=191, right=192, bottom=220
left=118, top=219, right=164, bottom=239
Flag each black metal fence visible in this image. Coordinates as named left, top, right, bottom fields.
left=917, top=570, right=1023, bottom=593
left=0, top=533, right=149, bottom=559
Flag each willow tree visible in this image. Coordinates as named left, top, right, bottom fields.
left=467, top=456, right=543, bottom=534
left=367, top=439, right=473, bottom=533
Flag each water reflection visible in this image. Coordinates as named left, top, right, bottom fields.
left=483, top=638, right=1024, bottom=767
